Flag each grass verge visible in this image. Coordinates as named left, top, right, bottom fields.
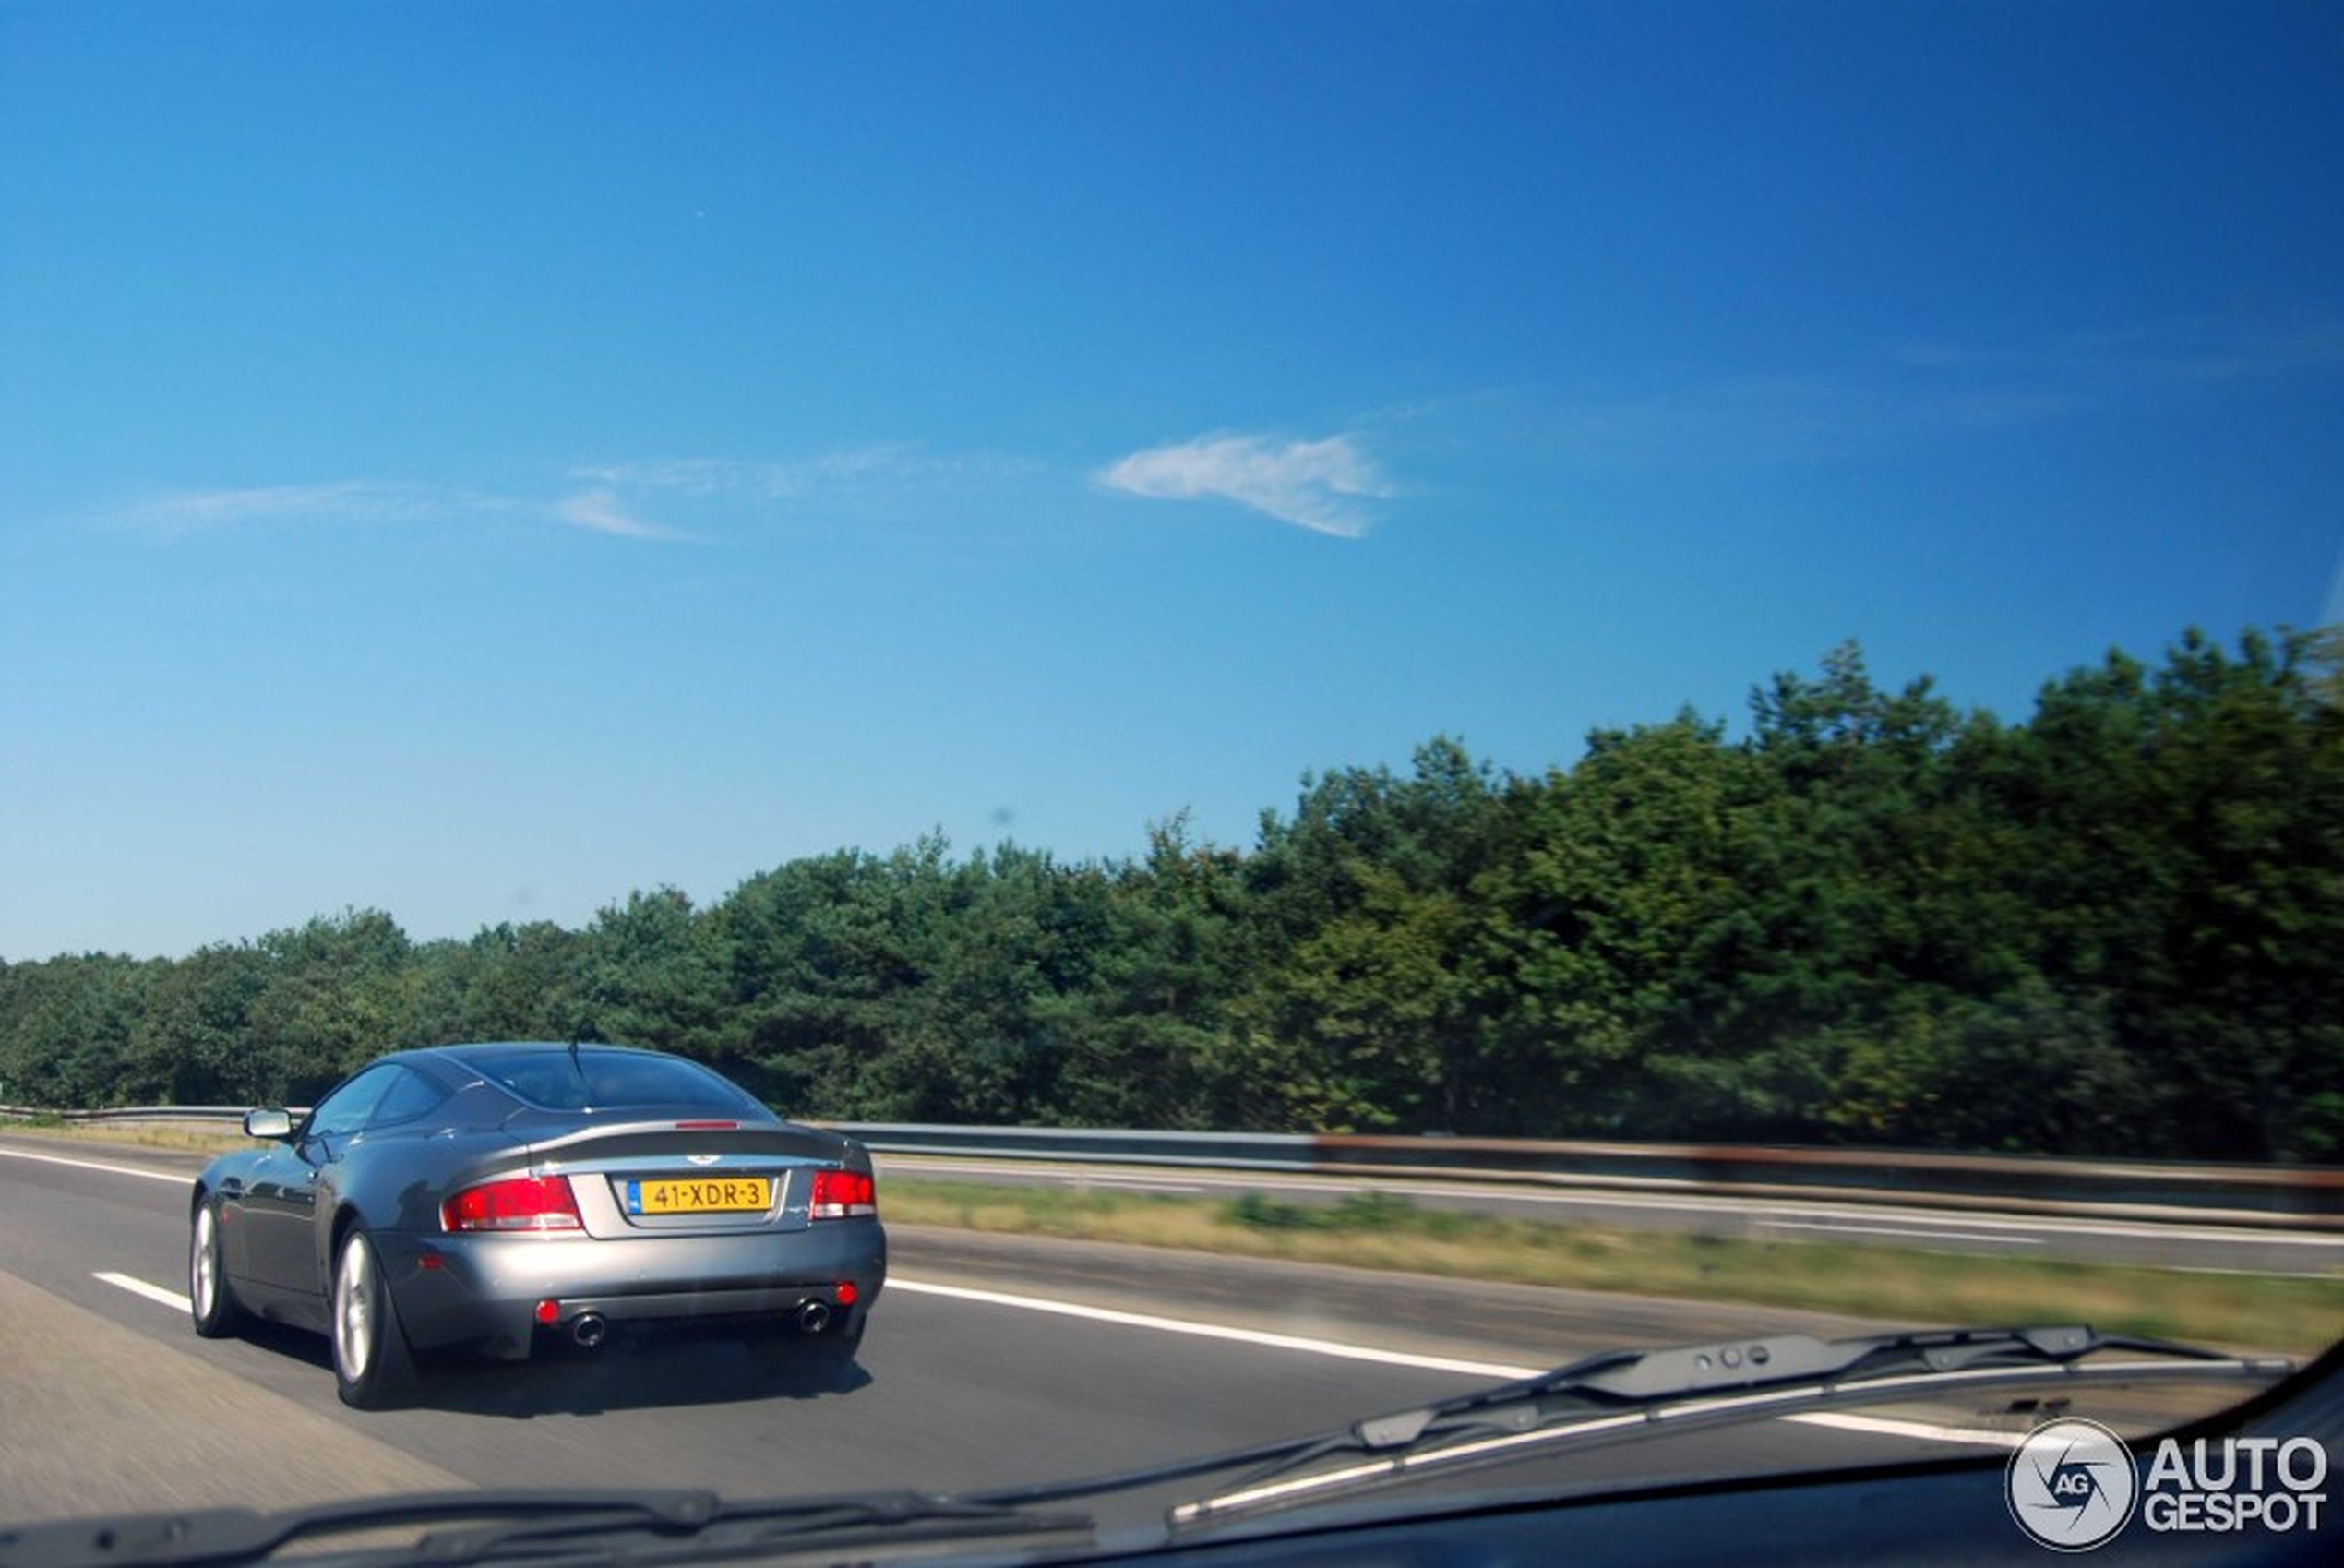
left=883, top=1179, right=2344, bottom=1356
left=0, top=1120, right=249, bottom=1155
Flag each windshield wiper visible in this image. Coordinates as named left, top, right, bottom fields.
left=1150, top=1323, right=2291, bottom=1528
left=965, top=1324, right=2289, bottom=1533
left=0, top=1487, right=1094, bottom=1568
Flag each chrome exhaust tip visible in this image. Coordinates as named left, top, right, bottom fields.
left=570, top=1312, right=608, bottom=1349
left=796, top=1299, right=832, bottom=1335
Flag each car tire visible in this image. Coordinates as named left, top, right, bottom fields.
left=188, top=1195, right=244, bottom=1339
left=330, top=1227, right=415, bottom=1409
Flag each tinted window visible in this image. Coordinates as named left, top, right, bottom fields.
left=370, top=1065, right=448, bottom=1128
left=304, top=1064, right=401, bottom=1138
left=471, top=1048, right=759, bottom=1114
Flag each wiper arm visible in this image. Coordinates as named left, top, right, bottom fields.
left=1162, top=1324, right=2291, bottom=1530
left=0, top=1487, right=1094, bottom=1568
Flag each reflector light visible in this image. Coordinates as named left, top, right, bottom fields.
left=835, top=1281, right=859, bottom=1306
left=442, top=1175, right=583, bottom=1232
left=809, top=1168, right=877, bottom=1220
left=535, top=1299, right=560, bottom=1324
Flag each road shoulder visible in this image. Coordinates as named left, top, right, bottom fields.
left=0, top=1267, right=465, bottom=1524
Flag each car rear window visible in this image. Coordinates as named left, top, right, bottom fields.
left=469, top=1048, right=762, bottom=1114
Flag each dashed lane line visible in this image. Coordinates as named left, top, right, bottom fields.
left=885, top=1276, right=1541, bottom=1380
left=94, top=1267, right=2018, bottom=1452
left=0, top=1144, right=193, bottom=1185
left=95, top=1270, right=190, bottom=1313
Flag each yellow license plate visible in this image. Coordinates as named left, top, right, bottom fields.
left=626, top=1177, right=772, bottom=1215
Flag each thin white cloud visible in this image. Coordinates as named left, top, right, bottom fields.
left=568, top=444, right=1034, bottom=497
left=549, top=487, right=684, bottom=540
left=1097, top=432, right=1392, bottom=538
left=565, top=458, right=777, bottom=497
left=110, top=477, right=687, bottom=543
left=106, top=445, right=1003, bottom=548
left=116, top=480, right=469, bottom=536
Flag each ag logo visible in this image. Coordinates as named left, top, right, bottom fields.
left=2008, top=1418, right=2137, bottom=1551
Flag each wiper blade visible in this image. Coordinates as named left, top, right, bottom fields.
left=1159, top=1324, right=2290, bottom=1530
left=0, top=1487, right=1094, bottom=1568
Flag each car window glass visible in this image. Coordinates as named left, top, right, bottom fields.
left=368, top=1065, right=447, bottom=1129
left=304, top=1064, right=399, bottom=1139
left=472, top=1049, right=758, bottom=1113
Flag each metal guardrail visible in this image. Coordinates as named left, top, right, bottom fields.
left=6, top=1106, right=2338, bottom=1228
left=0, top=1105, right=261, bottom=1126
left=828, top=1122, right=2344, bottom=1228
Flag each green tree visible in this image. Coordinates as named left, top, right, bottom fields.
left=576, top=888, right=727, bottom=1059
left=125, top=942, right=269, bottom=1104
left=2004, top=628, right=2344, bottom=1156
left=0, top=954, right=154, bottom=1107
left=713, top=844, right=941, bottom=1118
left=1231, top=739, right=1502, bottom=1131
left=245, top=909, right=415, bottom=1101
left=1052, top=813, right=1244, bottom=1129
left=1468, top=712, right=1748, bottom=1134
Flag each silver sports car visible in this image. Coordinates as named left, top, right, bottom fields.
left=187, top=1041, right=887, bottom=1407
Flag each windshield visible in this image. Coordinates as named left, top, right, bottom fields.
left=1, top=3, right=2337, bottom=1565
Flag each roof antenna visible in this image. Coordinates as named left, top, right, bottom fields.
left=566, top=1034, right=591, bottom=1102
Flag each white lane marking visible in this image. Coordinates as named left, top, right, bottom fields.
left=96, top=1271, right=192, bottom=1313
left=888, top=1276, right=1544, bottom=1381
left=90, top=1263, right=2022, bottom=1453
left=0, top=1146, right=193, bottom=1186
left=1759, top=1220, right=2043, bottom=1247
left=890, top=1279, right=2059, bottom=1453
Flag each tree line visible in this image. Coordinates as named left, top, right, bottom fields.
left=4, top=628, right=2338, bottom=1161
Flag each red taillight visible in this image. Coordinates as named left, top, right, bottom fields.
left=442, top=1175, right=583, bottom=1233
left=809, top=1168, right=876, bottom=1220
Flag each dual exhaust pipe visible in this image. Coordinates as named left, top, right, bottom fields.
left=561, top=1298, right=836, bottom=1350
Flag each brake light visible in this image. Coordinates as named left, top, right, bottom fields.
left=442, top=1175, right=583, bottom=1232
left=809, top=1168, right=876, bottom=1220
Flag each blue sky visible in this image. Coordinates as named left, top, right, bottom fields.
left=3, top=1, right=2339, bottom=962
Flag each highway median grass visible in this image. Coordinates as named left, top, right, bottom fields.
left=881, top=1177, right=2344, bottom=1357
left=0, top=1119, right=249, bottom=1155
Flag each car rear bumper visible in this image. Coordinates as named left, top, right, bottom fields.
left=379, top=1220, right=887, bottom=1359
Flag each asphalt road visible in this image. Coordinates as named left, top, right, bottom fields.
left=0, top=1134, right=2304, bottom=1549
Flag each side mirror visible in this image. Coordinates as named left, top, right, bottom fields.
left=243, top=1108, right=294, bottom=1141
